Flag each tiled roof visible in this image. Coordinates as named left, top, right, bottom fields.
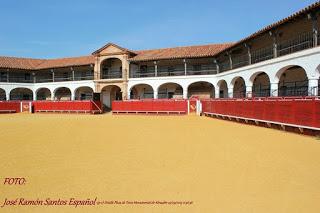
left=129, top=43, right=234, bottom=62
left=36, top=55, right=95, bottom=69
left=0, top=55, right=95, bottom=70
left=0, top=56, right=45, bottom=70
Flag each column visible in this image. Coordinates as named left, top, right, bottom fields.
left=270, top=82, right=279, bottom=97
left=270, top=31, right=278, bottom=58
left=71, top=90, right=75, bottom=101
left=308, top=78, right=319, bottom=96
left=7, top=69, right=9, bottom=82
left=183, top=87, right=188, bottom=99
left=215, top=87, right=220, bottom=98
left=71, top=67, right=75, bottom=81
left=214, top=59, right=219, bottom=74
left=6, top=92, right=10, bottom=101
left=228, top=87, right=233, bottom=98
left=33, top=91, right=37, bottom=101
left=311, top=13, right=318, bottom=47
left=183, top=59, right=187, bottom=76
left=32, top=72, right=36, bottom=83
left=154, top=61, right=157, bottom=77
left=153, top=90, right=158, bottom=99
left=228, top=52, right=233, bottom=70
left=246, top=85, right=253, bottom=98
left=245, top=43, right=252, bottom=65
left=51, top=69, right=55, bottom=82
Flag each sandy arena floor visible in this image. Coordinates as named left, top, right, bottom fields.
left=0, top=113, right=319, bottom=212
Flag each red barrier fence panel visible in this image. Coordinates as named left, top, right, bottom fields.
left=201, top=98, right=320, bottom=129
left=0, top=101, right=21, bottom=112
left=112, top=99, right=188, bottom=114
left=32, top=101, right=101, bottom=113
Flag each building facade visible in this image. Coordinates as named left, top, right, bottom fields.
left=0, top=2, right=320, bottom=109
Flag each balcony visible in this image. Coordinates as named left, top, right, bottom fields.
left=101, top=70, right=122, bottom=79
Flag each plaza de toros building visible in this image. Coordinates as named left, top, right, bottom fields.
left=0, top=2, right=320, bottom=110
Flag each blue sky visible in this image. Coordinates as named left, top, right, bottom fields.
left=0, top=0, right=317, bottom=58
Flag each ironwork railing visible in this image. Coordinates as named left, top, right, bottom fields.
left=232, top=54, right=249, bottom=69
left=252, top=84, right=271, bottom=97
left=101, top=70, right=122, bottom=79
left=219, top=61, right=231, bottom=72
left=277, top=32, right=314, bottom=57
left=251, top=46, right=274, bottom=64
left=131, top=70, right=156, bottom=78
left=278, top=80, right=309, bottom=97
left=8, top=77, right=33, bottom=83
left=157, top=67, right=185, bottom=77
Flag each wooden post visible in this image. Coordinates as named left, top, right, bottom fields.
left=154, top=61, right=157, bottom=77
left=183, top=59, right=187, bottom=76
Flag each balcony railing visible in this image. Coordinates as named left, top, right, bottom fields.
left=277, top=32, right=313, bottom=57
left=278, top=80, right=309, bottom=97
left=8, top=77, right=33, bottom=83
left=251, top=46, right=274, bottom=64
left=101, top=70, right=122, bottom=79
left=232, top=54, right=249, bottom=69
left=131, top=70, right=156, bottom=78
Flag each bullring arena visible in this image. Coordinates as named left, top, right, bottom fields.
left=1, top=2, right=320, bottom=213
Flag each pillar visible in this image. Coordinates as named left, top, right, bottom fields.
left=33, top=91, right=37, bottom=101
left=245, top=43, right=252, bottom=65
left=154, top=90, right=158, bottom=99
left=51, top=69, right=55, bottom=82
left=71, top=90, right=75, bottom=101
left=228, top=52, right=233, bottom=70
left=213, top=59, right=219, bottom=74
left=308, top=78, right=319, bottom=96
left=228, top=87, right=233, bottom=98
left=270, top=82, right=279, bottom=97
left=7, top=70, right=9, bottom=82
left=309, top=13, right=318, bottom=47
left=71, top=67, right=75, bottom=81
left=215, top=87, right=220, bottom=98
left=183, top=59, right=187, bottom=76
left=183, top=87, right=188, bottom=99
left=6, top=92, right=10, bottom=101
left=154, top=61, right=157, bottom=77
left=270, top=31, right=278, bottom=58
left=246, top=86, right=253, bottom=98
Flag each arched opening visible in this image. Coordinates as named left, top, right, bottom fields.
left=101, top=58, right=123, bottom=79
left=130, top=84, right=154, bottom=99
left=158, top=83, right=183, bottom=99
left=278, top=66, right=308, bottom=96
left=217, top=80, right=228, bottom=98
left=54, top=87, right=71, bottom=101
left=101, top=85, right=122, bottom=109
left=36, top=88, right=51, bottom=100
left=188, top=81, right=215, bottom=99
left=75, top=87, right=93, bottom=100
left=10, top=88, right=33, bottom=100
left=0, top=88, right=6, bottom=100
left=252, top=72, right=271, bottom=97
left=232, top=77, right=246, bottom=98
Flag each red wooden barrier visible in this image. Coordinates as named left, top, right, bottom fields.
left=32, top=101, right=102, bottom=114
left=112, top=99, right=188, bottom=115
left=201, top=97, right=320, bottom=129
left=0, top=101, right=21, bottom=113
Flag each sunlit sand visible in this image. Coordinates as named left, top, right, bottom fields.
left=0, top=114, right=319, bottom=212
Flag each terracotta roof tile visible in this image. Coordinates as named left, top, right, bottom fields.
left=36, top=55, right=95, bottom=69
left=0, top=55, right=95, bottom=70
left=129, top=43, right=234, bottom=62
left=0, top=56, right=45, bottom=70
